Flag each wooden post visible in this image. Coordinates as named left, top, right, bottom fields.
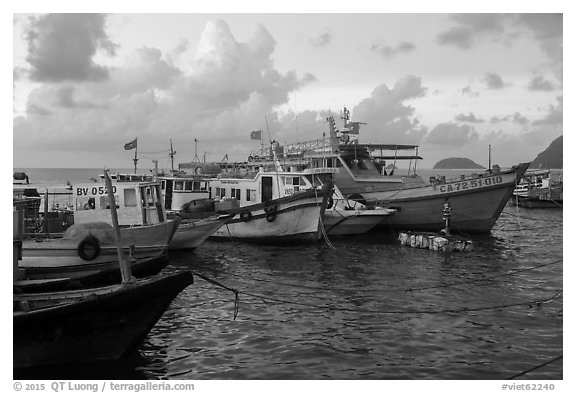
left=43, top=189, right=49, bottom=237
left=104, top=169, right=133, bottom=284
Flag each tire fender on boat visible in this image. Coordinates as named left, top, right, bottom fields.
left=326, top=197, right=334, bottom=210
left=240, top=211, right=253, bottom=222
left=77, top=235, right=101, bottom=261
left=264, top=205, right=278, bottom=222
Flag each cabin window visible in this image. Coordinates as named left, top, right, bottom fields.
left=161, top=181, right=166, bottom=190
left=185, top=181, right=193, bottom=191
left=292, top=177, right=301, bottom=186
left=175, top=181, right=184, bottom=191
left=214, top=187, right=226, bottom=199
left=193, top=181, right=201, bottom=191
left=200, top=182, right=208, bottom=191
left=100, top=195, right=119, bottom=209
left=247, top=189, right=256, bottom=202
left=231, top=188, right=241, bottom=200
left=124, top=188, right=137, bottom=207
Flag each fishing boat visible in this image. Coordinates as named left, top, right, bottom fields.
left=511, top=169, right=562, bottom=208
left=263, top=108, right=529, bottom=234
left=14, top=270, right=193, bottom=370
left=20, top=180, right=179, bottom=280
left=322, top=185, right=396, bottom=235
left=13, top=179, right=194, bottom=370
left=203, top=163, right=333, bottom=242
left=94, top=172, right=230, bottom=249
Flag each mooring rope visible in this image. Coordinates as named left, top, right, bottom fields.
left=194, top=272, right=240, bottom=320
left=506, top=354, right=563, bottom=380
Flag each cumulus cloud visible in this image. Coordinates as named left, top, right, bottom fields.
left=527, top=73, right=556, bottom=91
left=455, top=112, right=484, bottom=123
left=437, top=14, right=506, bottom=49
left=532, top=96, right=562, bottom=126
left=309, top=28, right=333, bottom=47
left=425, top=122, right=479, bottom=146
left=437, top=14, right=562, bottom=85
left=461, top=85, right=479, bottom=98
left=350, top=75, right=428, bottom=144
left=490, top=112, right=529, bottom=126
left=483, top=72, right=507, bottom=90
left=14, top=19, right=318, bottom=166
left=24, top=13, right=117, bottom=82
left=371, top=41, right=416, bottom=58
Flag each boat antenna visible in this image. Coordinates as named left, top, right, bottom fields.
left=265, top=114, right=275, bottom=159
left=169, top=139, right=176, bottom=172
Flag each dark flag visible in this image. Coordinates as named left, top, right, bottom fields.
left=250, top=130, right=262, bottom=140
left=124, top=138, right=137, bottom=150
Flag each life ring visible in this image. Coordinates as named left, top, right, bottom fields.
left=326, top=197, right=334, bottom=210
left=77, top=235, right=100, bottom=261
left=240, top=211, right=252, bottom=222
left=264, top=205, right=278, bottom=222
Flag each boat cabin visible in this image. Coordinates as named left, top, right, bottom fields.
left=159, top=176, right=210, bottom=211
left=208, top=169, right=325, bottom=208
left=72, top=181, right=167, bottom=227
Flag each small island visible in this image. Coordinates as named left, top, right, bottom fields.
left=433, top=157, right=485, bottom=170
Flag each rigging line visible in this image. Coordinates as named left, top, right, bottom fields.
left=501, top=211, right=563, bottom=223
left=139, top=149, right=170, bottom=155
left=239, top=291, right=563, bottom=315
left=506, top=354, right=563, bottom=380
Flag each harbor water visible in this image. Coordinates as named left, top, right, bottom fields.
left=14, top=168, right=563, bottom=380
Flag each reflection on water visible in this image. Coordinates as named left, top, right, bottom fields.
left=16, top=206, right=563, bottom=380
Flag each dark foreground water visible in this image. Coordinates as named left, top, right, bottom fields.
left=13, top=169, right=563, bottom=380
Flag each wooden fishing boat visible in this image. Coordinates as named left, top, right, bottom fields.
left=208, top=180, right=333, bottom=242
left=510, top=169, right=562, bottom=209
left=20, top=180, right=179, bottom=280
left=322, top=186, right=396, bottom=235
left=14, top=270, right=193, bottom=370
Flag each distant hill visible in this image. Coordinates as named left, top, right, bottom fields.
left=433, top=157, right=485, bottom=169
left=530, top=136, right=562, bottom=169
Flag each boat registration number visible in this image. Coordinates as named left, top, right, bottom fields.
left=75, top=185, right=117, bottom=196
left=438, top=176, right=503, bottom=193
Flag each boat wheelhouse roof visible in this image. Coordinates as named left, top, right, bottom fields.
left=359, top=143, right=420, bottom=151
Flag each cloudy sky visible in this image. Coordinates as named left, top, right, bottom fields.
left=12, top=9, right=564, bottom=169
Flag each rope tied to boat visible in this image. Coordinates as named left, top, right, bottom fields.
left=193, top=272, right=240, bottom=320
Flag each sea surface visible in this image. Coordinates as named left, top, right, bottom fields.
left=14, top=168, right=563, bottom=380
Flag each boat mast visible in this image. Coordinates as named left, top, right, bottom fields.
left=169, top=139, right=176, bottom=172
left=133, top=144, right=138, bottom=174
left=193, top=138, right=200, bottom=163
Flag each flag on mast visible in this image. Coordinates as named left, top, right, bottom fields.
left=124, top=138, right=137, bottom=150
left=250, top=130, right=262, bottom=140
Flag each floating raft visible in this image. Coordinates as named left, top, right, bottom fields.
left=398, top=231, right=473, bottom=252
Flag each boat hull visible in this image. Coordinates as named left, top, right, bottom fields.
left=169, top=217, right=227, bottom=250
left=213, top=201, right=324, bottom=241
left=362, top=165, right=529, bottom=233
left=510, top=196, right=562, bottom=209
left=323, top=209, right=392, bottom=235
left=20, top=220, right=179, bottom=280
left=211, top=185, right=331, bottom=242
left=13, top=271, right=194, bottom=370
